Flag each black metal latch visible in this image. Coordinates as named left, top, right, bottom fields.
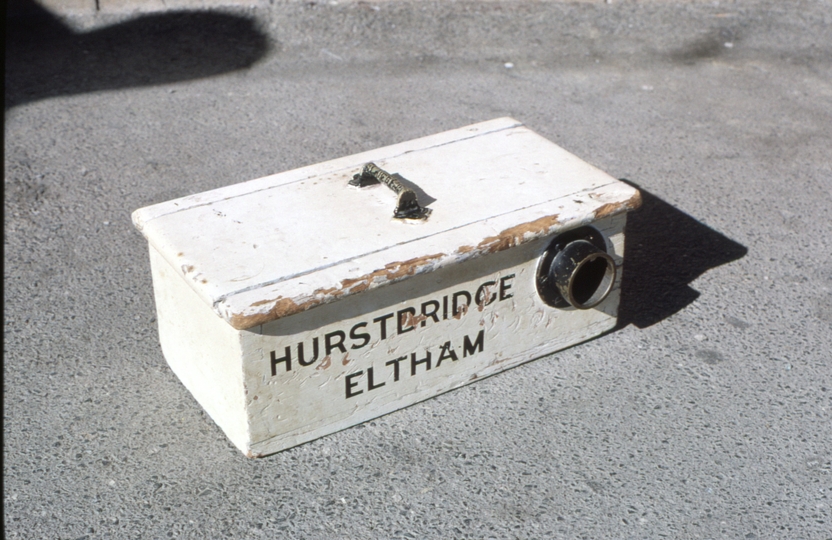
left=350, top=162, right=432, bottom=220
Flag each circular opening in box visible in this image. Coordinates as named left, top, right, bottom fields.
left=536, top=227, right=616, bottom=310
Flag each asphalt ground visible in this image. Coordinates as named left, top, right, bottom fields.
left=4, top=0, right=832, bottom=538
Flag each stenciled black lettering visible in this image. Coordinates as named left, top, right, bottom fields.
left=345, top=371, right=364, bottom=399
left=270, top=347, right=291, bottom=375
left=420, top=300, right=440, bottom=327
left=325, top=330, right=347, bottom=356
left=397, top=307, right=417, bottom=335
left=475, top=281, right=497, bottom=308
left=350, top=322, right=371, bottom=350
left=385, top=356, right=407, bottom=382
left=499, top=274, right=515, bottom=300
left=297, top=337, right=319, bottom=366
left=367, top=367, right=385, bottom=391
left=463, top=329, right=485, bottom=357
left=442, top=295, right=449, bottom=320
left=452, top=291, right=471, bottom=318
left=436, top=341, right=459, bottom=367
left=411, top=350, right=431, bottom=376
left=373, top=313, right=394, bottom=339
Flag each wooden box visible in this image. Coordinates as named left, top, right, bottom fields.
left=132, top=118, right=641, bottom=457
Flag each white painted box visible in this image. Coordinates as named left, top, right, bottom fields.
left=132, top=118, right=641, bottom=457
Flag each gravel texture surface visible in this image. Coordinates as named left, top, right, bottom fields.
left=5, top=0, right=832, bottom=538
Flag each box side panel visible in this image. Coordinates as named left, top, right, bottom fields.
left=240, top=214, right=627, bottom=456
left=149, top=246, right=251, bottom=453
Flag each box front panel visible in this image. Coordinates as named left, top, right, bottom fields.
left=242, top=216, right=626, bottom=456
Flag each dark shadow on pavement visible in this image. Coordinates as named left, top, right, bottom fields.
left=617, top=181, right=748, bottom=329
left=5, top=0, right=270, bottom=110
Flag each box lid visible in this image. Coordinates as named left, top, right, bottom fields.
left=132, top=118, right=641, bottom=330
